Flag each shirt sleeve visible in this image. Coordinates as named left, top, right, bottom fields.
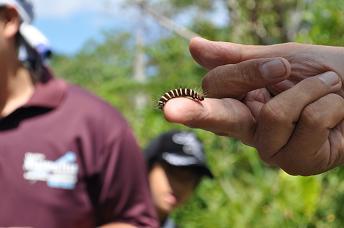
left=95, top=123, right=158, bottom=228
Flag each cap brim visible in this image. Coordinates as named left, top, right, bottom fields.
left=162, top=152, right=214, bottom=178
left=190, top=165, right=214, bottom=179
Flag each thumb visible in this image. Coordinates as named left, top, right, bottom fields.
left=202, top=57, right=291, bottom=98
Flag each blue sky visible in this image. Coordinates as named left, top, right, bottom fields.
left=31, top=1, right=228, bottom=56
left=32, top=0, right=138, bottom=55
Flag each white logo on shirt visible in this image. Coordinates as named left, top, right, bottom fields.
left=23, top=152, right=78, bottom=190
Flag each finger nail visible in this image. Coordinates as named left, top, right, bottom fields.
left=260, top=59, right=288, bottom=80
left=318, top=71, right=340, bottom=87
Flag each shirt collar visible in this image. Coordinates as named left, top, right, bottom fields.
left=24, top=67, right=67, bottom=109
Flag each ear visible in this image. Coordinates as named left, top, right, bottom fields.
left=1, top=6, right=21, bottom=39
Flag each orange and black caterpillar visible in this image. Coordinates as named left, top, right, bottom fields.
left=158, top=88, right=204, bottom=109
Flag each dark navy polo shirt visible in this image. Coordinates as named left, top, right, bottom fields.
left=0, top=71, right=158, bottom=228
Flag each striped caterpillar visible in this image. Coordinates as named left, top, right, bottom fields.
left=158, top=88, right=204, bottom=109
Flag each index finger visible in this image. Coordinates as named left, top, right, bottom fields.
left=202, top=57, right=290, bottom=99
left=189, top=37, right=300, bottom=69
left=162, top=97, right=256, bottom=145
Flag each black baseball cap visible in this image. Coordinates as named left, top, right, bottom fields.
left=144, top=130, right=213, bottom=178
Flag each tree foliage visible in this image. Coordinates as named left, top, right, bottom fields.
left=51, top=0, right=344, bottom=227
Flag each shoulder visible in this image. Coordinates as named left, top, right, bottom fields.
left=66, top=83, right=125, bottom=119
left=61, top=82, right=131, bottom=135
left=65, top=84, right=116, bottom=111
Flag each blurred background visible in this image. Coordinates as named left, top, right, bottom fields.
left=33, top=0, right=344, bottom=227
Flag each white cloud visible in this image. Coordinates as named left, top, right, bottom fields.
left=31, top=0, right=130, bottom=19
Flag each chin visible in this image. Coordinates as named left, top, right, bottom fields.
left=160, top=203, right=174, bottom=215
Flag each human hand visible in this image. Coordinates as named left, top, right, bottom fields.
left=189, top=37, right=344, bottom=98
left=162, top=38, right=344, bottom=175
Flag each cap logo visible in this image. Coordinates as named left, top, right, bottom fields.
left=162, top=153, right=198, bottom=166
left=172, top=132, right=204, bottom=161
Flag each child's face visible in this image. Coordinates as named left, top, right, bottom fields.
left=149, top=162, right=201, bottom=219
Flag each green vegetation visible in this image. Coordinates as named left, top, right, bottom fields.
left=51, top=0, right=344, bottom=227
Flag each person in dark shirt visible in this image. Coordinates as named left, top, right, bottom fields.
left=144, top=130, right=213, bottom=228
left=0, top=1, right=158, bottom=227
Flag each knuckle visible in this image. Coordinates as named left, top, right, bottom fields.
left=202, top=65, right=227, bottom=97
left=239, top=60, right=261, bottom=82
left=260, top=101, right=290, bottom=124
left=238, top=65, right=250, bottom=82
left=300, top=104, right=324, bottom=127
left=327, top=93, right=343, bottom=103
left=301, top=76, right=325, bottom=90
left=302, top=72, right=339, bottom=92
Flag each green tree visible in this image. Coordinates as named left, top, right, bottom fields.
left=51, top=0, right=344, bottom=226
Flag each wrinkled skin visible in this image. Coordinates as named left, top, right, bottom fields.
left=163, top=38, right=344, bottom=176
